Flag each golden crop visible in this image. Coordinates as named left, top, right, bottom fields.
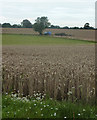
left=2, top=45, right=95, bottom=102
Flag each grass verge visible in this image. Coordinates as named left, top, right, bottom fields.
left=2, top=94, right=97, bottom=119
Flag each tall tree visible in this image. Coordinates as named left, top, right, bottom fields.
left=21, top=19, right=32, bottom=28
left=33, top=17, right=51, bottom=35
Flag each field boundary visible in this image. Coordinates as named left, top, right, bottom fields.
left=1, top=28, right=95, bottom=41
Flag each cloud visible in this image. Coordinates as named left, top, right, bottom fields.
left=0, top=0, right=95, bottom=27
left=1, top=0, right=95, bottom=3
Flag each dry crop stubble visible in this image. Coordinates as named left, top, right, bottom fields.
left=2, top=45, right=95, bottom=102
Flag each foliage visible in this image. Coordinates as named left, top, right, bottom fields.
left=21, top=19, right=33, bottom=28
left=2, top=94, right=97, bottom=119
left=50, top=25, right=60, bottom=29
left=2, top=23, right=12, bottom=28
left=84, top=23, right=94, bottom=29
left=1, top=20, right=95, bottom=29
left=84, top=23, right=90, bottom=29
left=12, top=24, right=21, bottom=28
left=33, top=17, right=51, bottom=35
left=0, top=23, right=1, bottom=27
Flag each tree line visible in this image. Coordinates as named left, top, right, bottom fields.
left=0, top=16, right=95, bottom=35
left=0, top=17, right=94, bottom=29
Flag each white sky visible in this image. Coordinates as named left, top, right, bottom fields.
left=0, top=0, right=96, bottom=27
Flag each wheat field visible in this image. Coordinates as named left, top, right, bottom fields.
left=2, top=45, right=95, bottom=103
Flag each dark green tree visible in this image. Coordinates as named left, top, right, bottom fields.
left=21, top=19, right=32, bottom=28
left=12, top=24, right=22, bottom=28
left=50, top=25, right=60, bottom=29
left=2, top=23, right=12, bottom=28
left=33, top=17, right=51, bottom=35
left=84, top=23, right=94, bottom=29
left=84, top=23, right=90, bottom=29
left=0, top=23, right=1, bottom=27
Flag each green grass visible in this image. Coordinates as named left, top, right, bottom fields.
left=2, top=34, right=95, bottom=45
left=2, top=94, right=97, bottom=119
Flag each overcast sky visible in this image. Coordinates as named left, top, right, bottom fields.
left=0, top=0, right=96, bottom=27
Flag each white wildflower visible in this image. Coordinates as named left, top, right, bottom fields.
left=36, top=97, right=41, bottom=100
left=40, top=102, right=42, bottom=104
left=41, top=114, right=43, bottom=116
left=18, top=109, right=20, bottom=112
left=34, top=104, right=36, bottom=106
left=78, top=113, right=80, bottom=116
left=44, top=105, right=46, bottom=107
left=54, top=113, right=56, bottom=116
left=55, top=108, right=58, bottom=110
left=83, top=109, right=86, bottom=112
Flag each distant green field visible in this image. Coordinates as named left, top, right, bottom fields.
left=2, top=34, right=95, bottom=45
